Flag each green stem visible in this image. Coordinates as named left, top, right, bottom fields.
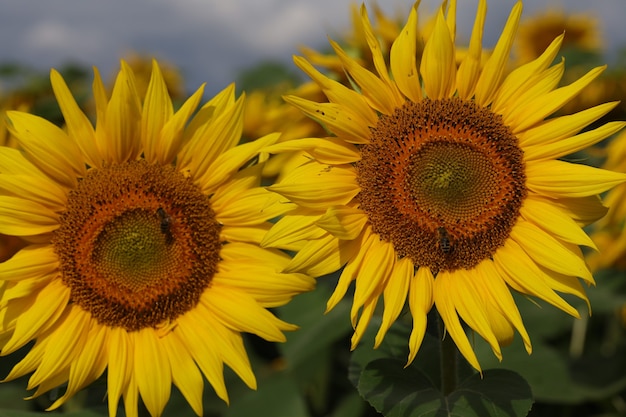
left=438, top=315, right=458, bottom=396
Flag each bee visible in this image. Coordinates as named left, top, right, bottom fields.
left=156, top=208, right=173, bottom=241
left=437, top=227, right=451, bottom=254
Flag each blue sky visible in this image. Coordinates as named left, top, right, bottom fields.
left=0, top=0, right=624, bottom=96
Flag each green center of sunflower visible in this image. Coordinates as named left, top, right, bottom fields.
left=92, top=209, right=173, bottom=291
left=357, top=98, right=526, bottom=273
left=53, top=160, right=222, bottom=331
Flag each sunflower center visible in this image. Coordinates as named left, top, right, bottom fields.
left=53, top=160, right=222, bottom=331
left=357, top=98, right=526, bottom=272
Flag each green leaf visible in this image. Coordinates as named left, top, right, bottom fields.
left=278, top=281, right=353, bottom=370
left=224, top=373, right=310, bottom=417
left=358, top=358, right=533, bottom=417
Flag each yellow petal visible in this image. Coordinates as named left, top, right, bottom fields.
left=456, top=0, right=486, bottom=100
left=214, top=187, right=294, bottom=227
left=0, top=174, right=67, bottom=212
left=285, top=232, right=356, bottom=277
left=264, top=137, right=361, bottom=165
left=50, top=69, right=100, bottom=168
left=474, top=260, right=531, bottom=353
left=107, top=327, right=132, bottom=417
left=261, top=209, right=326, bottom=250
left=390, top=5, right=422, bottom=102
left=511, top=65, right=606, bottom=133
left=141, top=60, right=174, bottom=163
left=474, top=2, right=522, bottom=106
left=158, top=84, right=205, bottom=164
left=359, top=4, right=403, bottom=106
left=375, top=257, right=413, bottom=348
left=267, top=162, right=359, bottom=210
left=330, top=38, right=400, bottom=115
left=49, top=318, right=108, bottom=410
left=526, top=159, right=626, bottom=198
left=518, top=101, right=619, bottom=147
left=521, top=196, right=597, bottom=249
left=491, top=34, right=563, bottom=114
left=502, top=61, right=564, bottom=123
left=176, top=312, right=229, bottom=404
left=283, top=95, right=372, bottom=144
left=510, top=220, right=593, bottom=283
left=326, top=228, right=373, bottom=312
left=350, top=238, right=394, bottom=327
left=292, top=56, right=378, bottom=127
left=316, top=206, right=368, bottom=240
left=184, top=95, right=245, bottom=187
left=420, top=9, right=456, bottom=99
left=2, top=278, right=69, bottom=355
left=100, top=61, right=142, bottom=163
left=199, top=132, right=279, bottom=194
left=29, top=305, right=89, bottom=388
left=449, top=268, right=502, bottom=361
left=134, top=328, right=172, bottom=417
left=350, top=295, right=379, bottom=349
left=524, top=121, right=625, bottom=162
left=162, top=331, right=204, bottom=417
left=203, top=316, right=257, bottom=390
left=215, top=267, right=314, bottom=308
left=434, top=271, right=482, bottom=371
left=0, top=244, right=58, bottom=282
left=493, top=238, right=580, bottom=317
left=202, top=286, right=296, bottom=342
left=0, top=196, right=59, bottom=236
left=407, top=267, right=434, bottom=365
left=6, top=111, right=84, bottom=188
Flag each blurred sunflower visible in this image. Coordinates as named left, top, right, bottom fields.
left=243, top=81, right=326, bottom=178
left=0, top=60, right=313, bottom=417
left=0, top=97, right=29, bottom=262
left=587, top=129, right=626, bottom=271
left=515, top=8, right=602, bottom=65
left=300, top=3, right=408, bottom=79
left=262, top=0, right=626, bottom=371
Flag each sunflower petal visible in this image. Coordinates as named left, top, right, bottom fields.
left=375, top=257, right=412, bottom=348
left=134, top=328, right=172, bottom=417
left=474, top=2, right=522, bottom=105
left=50, top=69, right=100, bottom=168
left=511, top=65, right=606, bottom=133
left=6, top=111, right=84, bottom=188
left=407, top=267, right=434, bottom=365
left=456, top=0, right=486, bottom=100
left=526, top=159, right=626, bottom=198
left=141, top=60, right=174, bottom=163
left=162, top=331, right=204, bottom=417
left=524, top=121, right=625, bottom=161
left=390, top=4, right=422, bottom=102
left=0, top=196, right=59, bottom=236
left=510, top=220, right=593, bottom=283
left=420, top=9, right=456, bottom=99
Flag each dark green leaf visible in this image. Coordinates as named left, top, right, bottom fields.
left=224, top=373, right=310, bottom=417
left=358, top=359, right=532, bottom=417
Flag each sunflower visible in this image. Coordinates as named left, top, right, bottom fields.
left=515, top=8, right=602, bottom=65
left=262, top=0, right=626, bottom=371
left=0, top=60, right=314, bottom=417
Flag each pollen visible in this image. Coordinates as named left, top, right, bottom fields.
left=357, top=98, right=527, bottom=272
left=53, top=160, right=222, bottom=331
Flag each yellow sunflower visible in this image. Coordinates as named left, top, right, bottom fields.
left=515, top=8, right=602, bottom=65
left=0, top=61, right=313, bottom=417
left=262, top=0, right=626, bottom=371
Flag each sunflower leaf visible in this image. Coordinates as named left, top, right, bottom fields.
left=357, top=359, right=533, bottom=417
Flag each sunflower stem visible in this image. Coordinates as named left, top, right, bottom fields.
left=438, top=315, right=458, bottom=396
